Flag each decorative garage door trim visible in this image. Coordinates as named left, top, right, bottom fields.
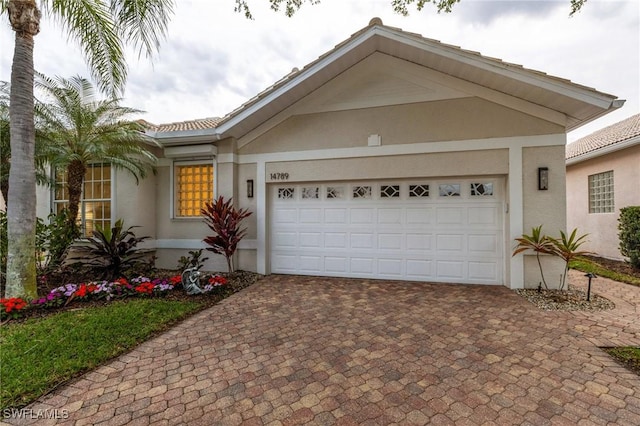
left=270, top=179, right=505, bottom=284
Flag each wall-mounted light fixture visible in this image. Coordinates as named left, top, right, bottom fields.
left=538, top=167, right=549, bottom=190
left=247, top=179, right=254, bottom=198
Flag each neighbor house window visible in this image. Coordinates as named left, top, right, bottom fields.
left=588, top=170, right=614, bottom=213
left=54, top=164, right=111, bottom=236
left=174, top=161, right=214, bottom=217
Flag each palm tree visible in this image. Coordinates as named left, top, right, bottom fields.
left=36, top=73, right=159, bottom=236
left=2, top=0, right=174, bottom=298
left=1, top=80, right=55, bottom=205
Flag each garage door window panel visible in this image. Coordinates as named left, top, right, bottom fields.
left=409, top=184, right=429, bottom=198
left=327, top=186, right=344, bottom=199
left=471, top=182, right=494, bottom=196
left=439, top=184, right=461, bottom=197
left=353, top=185, right=372, bottom=199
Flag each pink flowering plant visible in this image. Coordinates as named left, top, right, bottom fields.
left=1, top=272, right=230, bottom=322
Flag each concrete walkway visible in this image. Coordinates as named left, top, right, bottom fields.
left=4, top=270, right=639, bottom=425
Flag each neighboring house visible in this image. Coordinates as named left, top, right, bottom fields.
left=566, top=113, right=640, bottom=260
left=41, top=19, right=622, bottom=289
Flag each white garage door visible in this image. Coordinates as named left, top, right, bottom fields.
left=270, top=179, right=504, bottom=284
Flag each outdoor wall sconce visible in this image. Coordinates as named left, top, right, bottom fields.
left=247, top=179, right=254, bottom=198
left=538, top=167, right=549, bottom=190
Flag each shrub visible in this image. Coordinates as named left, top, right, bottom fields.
left=71, top=219, right=150, bottom=281
left=618, top=206, right=640, bottom=269
left=202, top=196, right=252, bottom=273
left=177, top=249, right=209, bottom=271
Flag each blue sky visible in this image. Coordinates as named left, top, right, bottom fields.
left=1, top=0, right=638, bottom=142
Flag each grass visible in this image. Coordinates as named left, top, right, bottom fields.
left=0, top=298, right=202, bottom=410
left=570, top=258, right=640, bottom=287
left=603, top=347, right=640, bottom=376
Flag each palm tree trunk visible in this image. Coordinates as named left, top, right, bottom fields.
left=66, top=160, right=86, bottom=234
left=1, top=175, right=8, bottom=207
left=5, top=0, right=41, bottom=298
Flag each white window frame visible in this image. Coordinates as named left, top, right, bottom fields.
left=588, top=170, right=614, bottom=214
left=170, top=159, right=217, bottom=219
left=51, top=163, right=114, bottom=236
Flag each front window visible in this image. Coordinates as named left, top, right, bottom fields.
left=54, top=164, right=112, bottom=236
left=174, top=162, right=214, bottom=217
left=588, top=170, right=614, bottom=213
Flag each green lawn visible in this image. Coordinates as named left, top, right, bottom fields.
left=0, top=299, right=202, bottom=410
left=603, top=347, right=640, bottom=376
left=570, top=258, right=640, bottom=287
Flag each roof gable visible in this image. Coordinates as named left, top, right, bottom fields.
left=148, top=18, right=622, bottom=142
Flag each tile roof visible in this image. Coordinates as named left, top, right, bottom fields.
left=142, top=117, right=223, bottom=133
left=566, top=113, right=640, bottom=160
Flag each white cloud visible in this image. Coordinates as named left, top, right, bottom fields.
left=1, top=0, right=638, bottom=141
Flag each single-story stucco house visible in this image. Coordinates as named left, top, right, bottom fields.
left=566, top=113, right=640, bottom=260
left=36, top=19, right=623, bottom=289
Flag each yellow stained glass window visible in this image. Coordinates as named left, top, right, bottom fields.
left=176, top=163, right=214, bottom=217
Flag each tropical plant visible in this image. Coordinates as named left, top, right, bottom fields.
left=618, top=206, right=640, bottom=269
left=2, top=0, right=174, bottom=299
left=70, top=219, right=150, bottom=281
left=512, top=225, right=555, bottom=289
left=202, top=196, right=252, bottom=273
left=35, top=73, right=159, bottom=234
left=550, top=228, right=592, bottom=291
left=177, top=249, right=210, bottom=271
left=32, top=209, right=81, bottom=277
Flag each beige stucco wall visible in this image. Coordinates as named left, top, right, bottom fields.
left=566, top=144, right=640, bottom=260
left=151, top=150, right=258, bottom=272
left=521, top=145, right=567, bottom=289
left=114, top=169, right=157, bottom=239
left=265, top=150, right=508, bottom=183
left=239, top=97, right=563, bottom=155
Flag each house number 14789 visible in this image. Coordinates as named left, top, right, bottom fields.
left=270, top=172, right=289, bottom=180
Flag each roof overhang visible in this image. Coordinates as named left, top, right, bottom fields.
left=566, top=136, right=640, bottom=165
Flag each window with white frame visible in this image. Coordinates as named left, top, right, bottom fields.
left=54, top=164, right=111, bottom=236
left=174, top=161, right=214, bottom=217
left=588, top=170, right=614, bottom=213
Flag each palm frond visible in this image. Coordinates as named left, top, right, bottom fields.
left=43, top=1, right=127, bottom=95
left=109, top=0, right=175, bottom=59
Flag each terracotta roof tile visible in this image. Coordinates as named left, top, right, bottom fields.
left=145, top=117, right=222, bottom=134
left=566, top=113, right=640, bottom=159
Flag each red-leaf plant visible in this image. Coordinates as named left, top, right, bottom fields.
left=202, top=196, right=252, bottom=273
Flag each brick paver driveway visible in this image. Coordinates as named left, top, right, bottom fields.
left=6, top=271, right=639, bottom=425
